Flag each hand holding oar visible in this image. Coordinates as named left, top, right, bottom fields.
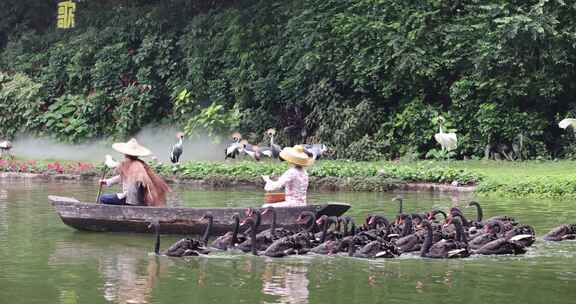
left=95, top=167, right=108, bottom=204
left=96, top=154, right=119, bottom=203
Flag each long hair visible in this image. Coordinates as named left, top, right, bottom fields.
left=118, top=157, right=171, bottom=207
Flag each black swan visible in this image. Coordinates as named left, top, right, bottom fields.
left=342, top=216, right=356, bottom=237
left=237, top=210, right=273, bottom=252
left=149, top=220, right=209, bottom=257
left=426, top=210, right=448, bottom=222
left=240, top=217, right=259, bottom=255
left=395, top=215, right=424, bottom=253
left=421, top=218, right=470, bottom=259
left=259, top=207, right=293, bottom=240
left=393, top=196, right=404, bottom=215
left=468, top=201, right=484, bottom=224
left=263, top=211, right=317, bottom=257
left=310, top=216, right=346, bottom=254
left=352, top=239, right=400, bottom=258
left=503, top=224, right=536, bottom=247
left=210, top=213, right=246, bottom=250
left=474, top=228, right=531, bottom=256
left=469, top=220, right=503, bottom=250
left=543, top=224, right=576, bottom=241
left=315, top=215, right=339, bottom=243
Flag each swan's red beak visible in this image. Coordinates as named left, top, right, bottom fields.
left=261, top=208, right=270, bottom=215
left=368, top=216, right=376, bottom=226
left=315, top=218, right=324, bottom=226
left=245, top=208, right=253, bottom=217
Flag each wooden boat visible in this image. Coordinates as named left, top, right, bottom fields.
left=49, top=195, right=351, bottom=236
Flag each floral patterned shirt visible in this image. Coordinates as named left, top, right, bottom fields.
left=264, top=167, right=309, bottom=206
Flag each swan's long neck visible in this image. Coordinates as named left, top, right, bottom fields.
left=454, top=219, right=466, bottom=243
left=177, top=137, right=183, bottom=147
left=420, top=223, right=433, bottom=257
left=398, top=199, right=403, bottom=215
left=232, top=216, right=240, bottom=244
left=303, top=214, right=316, bottom=233
left=255, top=211, right=261, bottom=229
left=347, top=239, right=356, bottom=257
left=401, top=217, right=412, bottom=237
left=460, top=214, right=470, bottom=227
left=153, top=223, right=160, bottom=255
left=202, top=217, right=213, bottom=246
left=270, top=209, right=277, bottom=238
left=472, top=202, right=483, bottom=222
left=249, top=220, right=258, bottom=255
left=435, top=210, right=447, bottom=221
left=320, top=219, right=329, bottom=243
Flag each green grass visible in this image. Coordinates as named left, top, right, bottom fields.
left=406, top=160, right=576, bottom=197
left=3, top=157, right=576, bottom=197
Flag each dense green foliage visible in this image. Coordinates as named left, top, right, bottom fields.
left=150, top=160, right=481, bottom=185
left=2, top=0, right=576, bottom=160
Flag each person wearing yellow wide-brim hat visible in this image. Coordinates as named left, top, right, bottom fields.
left=262, top=145, right=314, bottom=207
left=99, top=138, right=171, bottom=207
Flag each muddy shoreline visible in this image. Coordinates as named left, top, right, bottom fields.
left=0, top=172, right=476, bottom=193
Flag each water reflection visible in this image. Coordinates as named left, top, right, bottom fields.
left=100, top=256, right=160, bottom=304
left=261, top=261, right=309, bottom=304
left=3, top=180, right=576, bottom=304
left=0, top=189, right=8, bottom=235
left=50, top=238, right=166, bottom=304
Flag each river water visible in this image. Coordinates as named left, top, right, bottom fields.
left=0, top=180, right=575, bottom=304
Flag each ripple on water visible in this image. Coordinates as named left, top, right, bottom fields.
left=1, top=181, right=576, bottom=304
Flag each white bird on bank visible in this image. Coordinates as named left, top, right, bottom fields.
left=104, top=154, right=119, bottom=169
left=558, top=118, right=576, bottom=130
left=0, top=140, right=12, bottom=159
left=434, top=116, right=457, bottom=151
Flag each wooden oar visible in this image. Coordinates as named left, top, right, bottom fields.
left=95, top=167, right=108, bottom=204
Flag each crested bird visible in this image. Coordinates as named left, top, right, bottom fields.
left=303, top=144, right=327, bottom=160
left=225, top=132, right=243, bottom=160
left=260, top=128, right=282, bottom=159
left=169, top=132, right=184, bottom=164
left=240, top=139, right=261, bottom=161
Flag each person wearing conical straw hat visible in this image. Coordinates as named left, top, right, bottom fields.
left=262, top=145, right=314, bottom=207
left=99, top=138, right=171, bottom=207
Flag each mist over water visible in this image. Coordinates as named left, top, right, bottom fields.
left=11, top=126, right=226, bottom=162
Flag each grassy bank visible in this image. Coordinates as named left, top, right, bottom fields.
left=2, top=158, right=575, bottom=197
left=437, top=160, right=576, bottom=198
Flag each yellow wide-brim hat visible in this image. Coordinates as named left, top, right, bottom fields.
left=112, top=138, right=152, bottom=157
left=280, top=145, right=314, bottom=167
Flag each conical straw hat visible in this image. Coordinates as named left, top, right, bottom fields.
left=279, top=145, right=314, bottom=167
left=112, top=138, right=152, bottom=157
